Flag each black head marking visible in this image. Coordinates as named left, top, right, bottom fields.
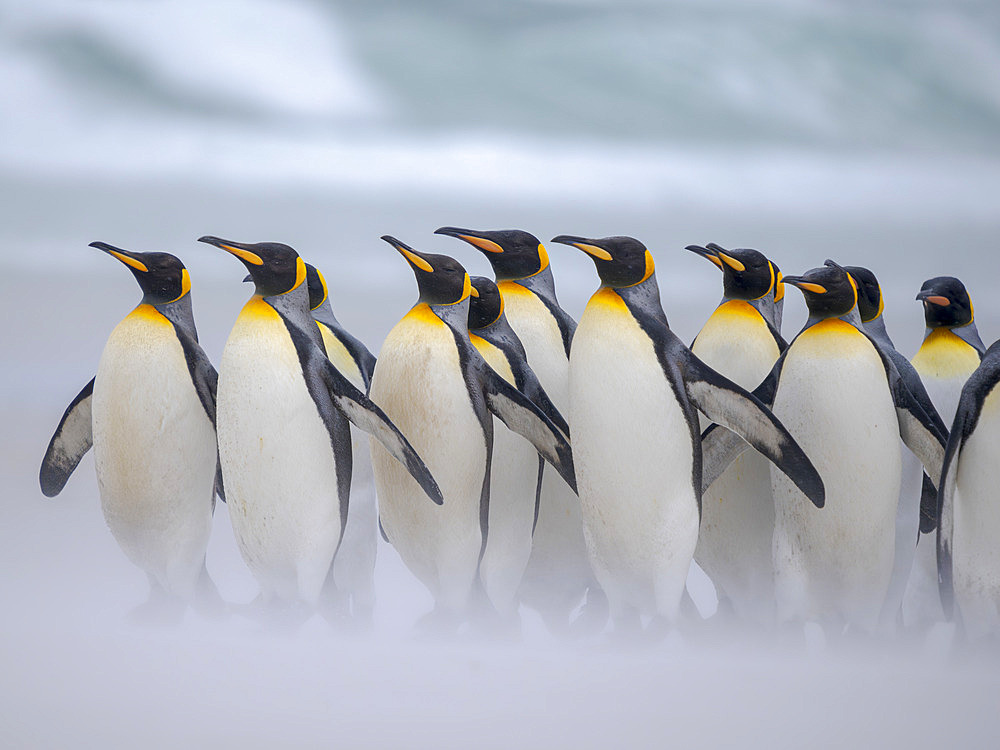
left=199, top=235, right=304, bottom=297
left=783, top=262, right=857, bottom=319
left=90, top=241, right=190, bottom=305
left=551, top=234, right=653, bottom=288
left=382, top=235, right=470, bottom=306
left=916, top=276, right=974, bottom=328
left=435, top=227, right=548, bottom=281
left=468, top=275, right=503, bottom=331
left=842, top=265, right=883, bottom=323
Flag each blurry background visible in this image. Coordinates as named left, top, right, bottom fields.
left=3, top=1, right=1000, bottom=747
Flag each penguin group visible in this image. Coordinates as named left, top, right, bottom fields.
left=38, top=229, right=1000, bottom=643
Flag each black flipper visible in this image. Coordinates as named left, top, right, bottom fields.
left=317, top=355, right=444, bottom=506
left=936, top=344, right=1000, bottom=619
left=320, top=321, right=377, bottom=391
left=40, top=378, right=95, bottom=497
left=513, top=363, right=570, bottom=440
left=481, top=366, right=577, bottom=493
left=682, top=351, right=825, bottom=509
left=700, top=423, right=750, bottom=493
left=171, top=324, right=225, bottom=504
left=278, top=311, right=444, bottom=507
left=919, top=473, right=937, bottom=535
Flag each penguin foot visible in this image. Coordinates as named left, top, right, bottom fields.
left=127, top=591, right=186, bottom=628
left=568, top=586, right=610, bottom=638
left=192, top=568, right=229, bottom=620
left=414, top=606, right=463, bottom=640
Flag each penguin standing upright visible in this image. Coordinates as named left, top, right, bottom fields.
left=40, top=242, right=222, bottom=618
left=902, top=277, right=985, bottom=629
left=757, top=262, right=947, bottom=629
left=687, top=243, right=786, bottom=624
left=553, top=234, right=824, bottom=632
left=467, top=275, right=570, bottom=620
left=843, top=265, right=948, bottom=629
left=937, top=339, right=1000, bottom=639
left=368, top=237, right=576, bottom=628
left=434, top=226, right=599, bottom=631
left=304, top=263, right=379, bottom=625
left=201, top=236, right=442, bottom=608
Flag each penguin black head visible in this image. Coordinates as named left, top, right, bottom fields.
left=916, top=276, right=973, bottom=329
left=551, top=234, right=653, bottom=289
left=686, top=242, right=775, bottom=301
left=842, top=264, right=884, bottom=323
left=199, top=236, right=305, bottom=297
left=90, top=241, right=191, bottom=305
left=382, top=235, right=471, bottom=306
left=305, top=263, right=330, bottom=312
left=783, top=261, right=858, bottom=319
left=434, top=227, right=548, bottom=281
left=468, top=276, right=503, bottom=331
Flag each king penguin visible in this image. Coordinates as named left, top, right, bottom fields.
left=368, top=236, right=576, bottom=629
left=200, top=235, right=442, bottom=609
left=902, top=276, right=985, bottom=630
left=305, top=263, right=379, bottom=625
left=686, top=243, right=787, bottom=624
left=937, top=339, right=1000, bottom=640
left=434, top=226, right=601, bottom=633
left=553, top=233, right=824, bottom=634
left=40, top=242, right=223, bottom=619
left=843, top=265, right=948, bottom=630
left=757, top=262, right=947, bottom=630
left=467, top=275, right=571, bottom=621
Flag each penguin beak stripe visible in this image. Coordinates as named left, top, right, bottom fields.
left=470, top=285, right=480, bottom=298
left=398, top=246, right=434, bottom=274
left=574, top=243, right=613, bottom=261
left=107, top=250, right=149, bottom=273
left=793, top=281, right=828, bottom=294
left=460, top=235, right=504, bottom=254
left=923, top=295, right=951, bottom=307
left=718, top=252, right=746, bottom=272
left=221, top=245, right=264, bottom=266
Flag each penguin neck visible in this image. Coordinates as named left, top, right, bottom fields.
left=152, top=294, right=198, bottom=340
left=429, top=297, right=472, bottom=334
left=311, top=299, right=342, bottom=331
left=470, top=313, right=528, bottom=365
left=721, top=293, right=771, bottom=326
left=506, top=264, right=558, bottom=304
left=862, top=314, right=895, bottom=350
left=264, top=283, right=321, bottom=345
left=924, top=321, right=985, bottom=355
left=803, top=306, right=863, bottom=333
left=613, top=272, right=669, bottom=329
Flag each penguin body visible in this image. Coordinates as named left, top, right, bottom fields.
left=844, top=265, right=948, bottom=629
left=902, top=277, right=985, bottom=629
left=938, top=341, right=1000, bottom=638
left=554, top=235, right=823, bottom=629
left=467, top=276, right=570, bottom=616
left=760, top=262, right=946, bottom=629
left=40, top=243, right=220, bottom=607
left=306, top=264, right=378, bottom=623
left=435, top=227, right=594, bottom=630
left=688, top=244, right=785, bottom=623
left=370, top=238, right=575, bottom=622
left=771, top=317, right=901, bottom=627
left=203, top=237, right=441, bottom=607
